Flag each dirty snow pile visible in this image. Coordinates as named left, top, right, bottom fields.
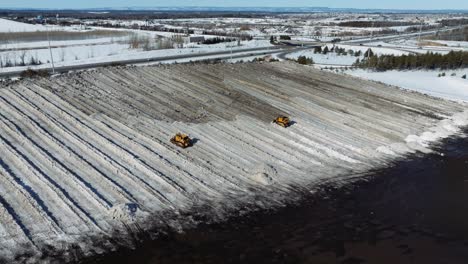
left=0, top=62, right=467, bottom=263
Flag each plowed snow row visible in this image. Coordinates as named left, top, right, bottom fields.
left=0, top=62, right=466, bottom=262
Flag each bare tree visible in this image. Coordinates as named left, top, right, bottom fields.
left=12, top=51, right=18, bottom=66
left=59, top=48, right=66, bottom=62
left=128, top=33, right=140, bottom=49
left=89, top=47, right=94, bottom=58
left=158, top=38, right=175, bottom=49
left=4, top=52, right=12, bottom=67
left=19, top=50, right=28, bottom=66
left=172, top=35, right=184, bottom=48
left=142, top=36, right=152, bottom=51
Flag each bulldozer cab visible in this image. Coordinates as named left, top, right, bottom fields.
left=273, top=116, right=291, bottom=128
left=171, top=133, right=192, bottom=148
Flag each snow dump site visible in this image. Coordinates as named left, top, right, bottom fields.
left=0, top=62, right=467, bottom=262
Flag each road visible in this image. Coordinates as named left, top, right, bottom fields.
left=280, top=26, right=465, bottom=67
left=342, top=26, right=461, bottom=44
left=0, top=45, right=293, bottom=79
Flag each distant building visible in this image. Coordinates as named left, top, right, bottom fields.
left=36, top=15, right=44, bottom=24
left=186, top=36, right=205, bottom=43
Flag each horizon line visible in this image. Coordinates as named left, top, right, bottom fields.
left=0, top=6, right=467, bottom=12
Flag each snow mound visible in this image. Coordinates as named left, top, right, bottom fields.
left=405, top=110, right=468, bottom=148
left=250, top=164, right=277, bottom=185
left=110, top=203, right=147, bottom=223
left=376, top=146, right=397, bottom=156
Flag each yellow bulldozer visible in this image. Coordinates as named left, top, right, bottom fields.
left=273, top=116, right=291, bottom=128
left=170, top=133, right=192, bottom=148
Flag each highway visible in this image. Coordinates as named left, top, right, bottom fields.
left=0, top=45, right=291, bottom=79
left=343, top=26, right=462, bottom=44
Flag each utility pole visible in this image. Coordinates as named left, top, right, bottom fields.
left=230, top=38, right=233, bottom=60
left=45, top=19, right=55, bottom=74
left=230, top=30, right=235, bottom=60
left=366, top=19, right=375, bottom=68
left=367, top=47, right=371, bottom=68
left=454, top=19, right=463, bottom=41
left=417, top=17, right=424, bottom=43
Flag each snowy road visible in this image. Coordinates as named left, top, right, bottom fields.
left=0, top=45, right=289, bottom=78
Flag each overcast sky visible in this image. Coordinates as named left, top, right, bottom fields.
left=1, top=0, right=467, bottom=10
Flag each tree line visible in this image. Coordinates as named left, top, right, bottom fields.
left=353, top=49, right=468, bottom=71
left=438, top=18, right=468, bottom=27
left=202, top=37, right=236, bottom=45
left=337, top=21, right=418, bottom=28
left=431, top=26, right=468, bottom=41
left=314, top=45, right=364, bottom=57
left=297, top=56, right=314, bottom=65
left=200, top=31, right=252, bottom=41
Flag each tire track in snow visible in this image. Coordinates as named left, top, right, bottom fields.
left=94, top=117, right=224, bottom=198
left=94, top=114, right=242, bottom=194
left=0, top=182, right=36, bottom=246
left=22, top=85, right=190, bottom=200
left=2, top=90, right=136, bottom=206
left=0, top=148, right=63, bottom=234
left=0, top=111, right=104, bottom=229
left=7, top=87, right=159, bottom=206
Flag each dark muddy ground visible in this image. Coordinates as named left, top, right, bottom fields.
left=80, top=130, right=468, bottom=264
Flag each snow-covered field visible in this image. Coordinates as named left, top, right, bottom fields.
left=0, top=18, right=50, bottom=32
left=0, top=18, right=274, bottom=73
left=285, top=44, right=409, bottom=66
left=0, top=39, right=273, bottom=73
left=434, top=40, right=468, bottom=48
left=337, top=44, right=409, bottom=56
left=0, top=42, right=130, bottom=66
left=0, top=18, right=89, bottom=33
left=84, top=12, right=462, bottom=45
left=0, top=15, right=465, bottom=74
left=286, top=50, right=361, bottom=65
left=372, top=39, right=468, bottom=55
left=345, top=69, right=468, bottom=102
left=1, top=62, right=467, bottom=263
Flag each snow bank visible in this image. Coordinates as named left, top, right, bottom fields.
left=405, top=110, right=468, bottom=148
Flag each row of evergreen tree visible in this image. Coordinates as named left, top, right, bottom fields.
left=202, top=37, right=236, bottom=45
left=297, top=56, right=314, bottom=65
left=353, top=50, right=468, bottom=71
left=314, top=46, right=365, bottom=57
